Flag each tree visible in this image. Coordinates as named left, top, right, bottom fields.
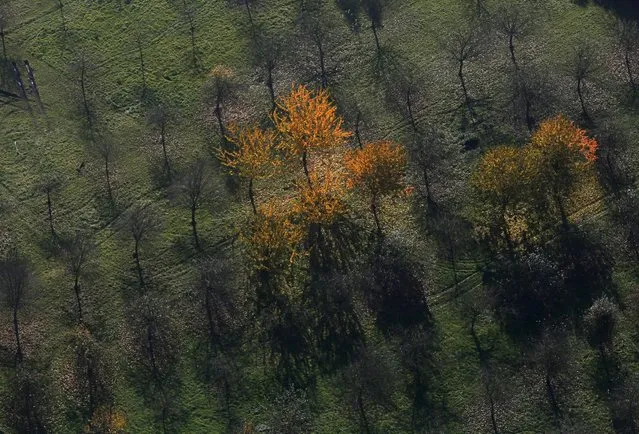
left=124, top=203, right=160, bottom=289
left=92, top=133, right=118, bottom=204
left=221, top=125, right=280, bottom=214
left=343, top=347, right=397, bottom=434
left=444, top=27, right=482, bottom=124
left=205, top=65, right=236, bottom=144
left=344, top=140, right=407, bottom=236
left=571, top=43, right=597, bottom=120
left=252, top=29, right=283, bottom=112
left=274, top=85, right=351, bottom=185
left=528, top=114, right=598, bottom=226
left=297, top=2, right=338, bottom=88
left=363, top=0, right=384, bottom=55
left=472, top=145, right=531, bottom=252
left=177, top=160, right=212, bottom=251
left=0, top=0, right=13, bottom=64
left=494, top=2, right=531, bottom=71
left=70, top=53, right=97, bottom=137
left=37, top=172, right=64, bottom=241
left=584, top=295, right=618, bottom=353
left=615, top=18, right=638, bottom=97
left=146, top=102, right=173, bottom=184
left=0, top=248, right=29, bottom=365
left=63, top=231, right=95, bottom=324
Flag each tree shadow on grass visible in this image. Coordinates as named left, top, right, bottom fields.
left=584, top=0, right=639, bottom=20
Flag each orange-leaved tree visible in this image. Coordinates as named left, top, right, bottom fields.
left=220, top=125, right=281, bottom=214
left=528, top=114, right=598, bottom=226
left=292, top=169, right=348, bottom=226
left=345, top=140, right=407, bottom=236
left=243, top=199, right=305, bottom=273
left=273, top=85, right=351, bottom=184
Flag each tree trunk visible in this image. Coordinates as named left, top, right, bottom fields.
left=458, top=59, right=474, bottom=121
left=204, top=286, right=216, bottom=351
left=508, top=34, right=518, bottom=71
left=266, top=63, right=276, bottom=113
left=423, top=166, right=433, bottom=205
left=577, top=77, right=588, bottom=119
left=215, top=90, right=226, bottom=139
left=104, top=156, right=113, bottom=203
left=74, top=273, right=83, bottom=323
left=545, top=371, right=560, bottom=420
left=160, top=122, right=172, bottom=182
left=371, top=194, right=382, bottom=237
left=46, top=190, right=56, bottom=239
left=355, top=113, right=363, bottom=149
left=302, top=151, right=312, bottom=186
left=0, top=28, right=6, bottom=62
left=134, top=239, right=145, bottom=288
left=147, top=323, right=160, bottom=380
left=406, top=89, right=417, bottom=131
left=244, top=1, right=255, bottom=34
left=318, top=39, right=328, bottom=88
left=188, top=16, right=197, bottom=69
left=357, top=390, right=372, bottom=434
left=80, top=64, right=92, bottom=132
left=371, top=22, right=381, bottom=54
left=13, top=307, right=23, bottom=365
left=248, top=177, right=257, bottom=214
left=191, top=204, right=200, bottom=250
left=625, top=48, right=636, bottom=96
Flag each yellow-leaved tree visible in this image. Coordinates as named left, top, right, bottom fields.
left=344, top=141, right=407, bottom=235
left=273, top=85, right=352, bottom=184
left=220, top=126, right=280, bottom=214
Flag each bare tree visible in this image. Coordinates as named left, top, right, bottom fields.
left=444, top=27, right=482, bottom=124
left=177, top=160, right=213, bottom=251
left=571, top=43, right=597, bottom=120
left=36, top=173, right=64, bottom=241
left=63, top=231, right=95, bottom=324
left=0, top=0, right=12, bottom=63
left=363, top=0, right=384, bottom=55
left=71, top=53, right=97, bottom=136
left=0, top=248, right=29, bottom=365
left=252, top=29, right=282, bottom=113
left=204, top=67, right=236, bottom=145
left=494, top=2, right=531, bottom=71
left=297, top=2, right=338, bottom=88
left=343, top=347, right=397, bottom=434
left=180, top=0, right=199, bottom=69
left=147, top=103, right=173, bottom=183
left=92, top=134, right=117, bottom=204
left=124, top=203, right=160, bottom=289
left=615, top=18, right=639, bottom=96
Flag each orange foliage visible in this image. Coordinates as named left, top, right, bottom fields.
left=530, top=114, right=598, bottom=163
left=293, top=170, right=348, bottom=225
left=273, top=85, right=352, bottom=158
left=220, top=125, right=281, bottom=179
left=344, top=141, right=407, bottom=197
left=243, top=199, right=305, bottom=269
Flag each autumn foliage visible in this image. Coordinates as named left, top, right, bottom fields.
left=472, top=114, right=599, bottom=249
left=218, top=85, right=409, bottom=271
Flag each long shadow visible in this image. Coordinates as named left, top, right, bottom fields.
left=589, top=0, right=639, bottom=20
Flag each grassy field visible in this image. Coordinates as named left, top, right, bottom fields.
left=1, top=0, right=639, bottom=432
